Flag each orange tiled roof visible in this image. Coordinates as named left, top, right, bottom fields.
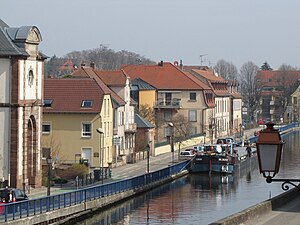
left=95, top=70, right=126, bottom=86
left=71, top=66, right=126, bottom=106
left=122, top=62, right=204, bottom=90
left=192, top=69, right=226, bottom=82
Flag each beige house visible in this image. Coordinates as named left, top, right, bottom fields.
left=43, top=75, right=114, bottom=169
left=189, top=68, right=232, bottom=138
left=123, top=62, right=214, bottom=142
left=291, top=84, right=300, bottom=122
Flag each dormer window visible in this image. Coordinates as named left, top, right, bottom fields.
left=81, top=100, right=93, bottom=108
left=43, top=99, right=53, bottom=107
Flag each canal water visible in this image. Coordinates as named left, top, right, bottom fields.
left=76, top=131, right=300, bottom=225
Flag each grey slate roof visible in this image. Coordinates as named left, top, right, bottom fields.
left=0, top=19, right=8, bottom=28
left=131, top=78, right=156, bottom=90
left=135, top=114, right=155, bottom=129
left=0, top=27, right=27, bottom=56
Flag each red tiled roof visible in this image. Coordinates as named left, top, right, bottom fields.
left=95, top=70, right=126, bottom=86
left=256, top=70, right=300, bottom=87
left=192, top=69, right=226, bottom=82
left=44, top=78, right=104, bottom=113
left=72, top=66, right=126, bottom=106
left=122, top=62, right=203, bottom=90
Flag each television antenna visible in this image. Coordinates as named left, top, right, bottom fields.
left=199, top=54, right=208, bottom=66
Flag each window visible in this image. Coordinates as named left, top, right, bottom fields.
left=42, top=122, right=51, bottom=134
left=190, top=92, right=196, bottom=101
left=42, top=148, right=51, bottom=159
left=189, top=127, right=197, bottom=135
left=164, top=127, right=171, bottom=137
left=82, top=122, right=92, bottom=137
left=189, top=110, right=197, bottom=122
left=43, top=99, right=53, bottom=108
left=164, top=110, right=172, bottom=122
left=81, top=100, right=93, bottom=108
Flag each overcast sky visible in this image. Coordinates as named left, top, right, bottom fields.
left=2, top=0, right=300, bottom=69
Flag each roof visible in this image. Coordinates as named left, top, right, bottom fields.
left=72, top=66, right=126, bottom=106
left=122, top=62, right=204, bottom=90
left=256, top=70, right=300, bottom=87
left=191, top=69, right=231, bottom=97
left=192, top=69, right=226, bottom=82
left=0, top=19, right=8, bottom=28
left=131, top=77, right=156, bottom=90
left=0, top=20, right=43, bottom=57
left=0, top=26, right=27, bottom=56
left=135, top=114, right=155, bottom=129
left=44, top=78, right=104, bottom=113
left=95, top=70, right=126, bottom=86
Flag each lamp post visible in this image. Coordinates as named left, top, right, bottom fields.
left=168, top=123, right=174, bottom=163
left=146, top=144, right=150, bottom=174
left=96, top=128, right=104, bottom=184
left=256, top=122, right=300, bottom=190
left=46, top=155, right=52, bottom=196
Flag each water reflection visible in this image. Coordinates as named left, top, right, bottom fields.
left=77, top=131, right=300, bottom=225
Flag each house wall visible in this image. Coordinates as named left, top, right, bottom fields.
left=214, top=97, right=230, bottom=137
left=233, top=99, right=242, bottom=134
left=0, top=59, right=10, bottom=181
left=99, top=94, right=114, bottom=167
left=42, top=113, right=102, bottom=167
left=139, top=90, right=156, bottom=107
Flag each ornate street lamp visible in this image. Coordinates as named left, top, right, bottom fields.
left=96, top=128, right=104, bottom=184
left=146, top=144, right=150, bottom=174
left=168, top=122, right=174, bottom=163
left=256, top=122, right=300, bottom=190
left=47, top=155, right=53, bottom=196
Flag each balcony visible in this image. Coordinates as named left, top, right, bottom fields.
left=154, top=98, right=182, bottom=109
left=125, top=123, right=137, bottom=133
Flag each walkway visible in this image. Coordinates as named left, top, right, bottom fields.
left=244, top=194, right=300, bottom=225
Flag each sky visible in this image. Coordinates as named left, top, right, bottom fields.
left=2, top=0, right=300, bottom=70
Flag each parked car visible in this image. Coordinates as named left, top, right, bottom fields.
left=0, top=188, right=28, bottom=203
left=179, top=150, right=195, bottom=159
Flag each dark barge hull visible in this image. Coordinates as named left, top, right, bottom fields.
left=189, top=154, right=256, bottom=174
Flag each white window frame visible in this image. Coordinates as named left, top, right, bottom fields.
left=82, top=122, right=92, bottom=137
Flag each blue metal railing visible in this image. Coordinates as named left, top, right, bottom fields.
left=0, top=160, right=190, bottom=222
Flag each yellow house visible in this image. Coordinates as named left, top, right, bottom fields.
left=42, top=76, right=114, bottom=169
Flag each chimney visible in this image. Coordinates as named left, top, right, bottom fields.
left=158, top=60, right=164, bottom=66
left=90, top=62, right=95, bottom=69
left=179, top=60, right=183, bottom=69
left=81, top=63, right=85, bottom=68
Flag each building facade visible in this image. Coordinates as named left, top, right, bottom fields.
left=0, top=20, right=45, bottom=188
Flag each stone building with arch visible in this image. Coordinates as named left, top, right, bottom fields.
left=0, top=19, right=46, bottom=189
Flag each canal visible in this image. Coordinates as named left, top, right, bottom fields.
left=76, top=130, right=300, bottom=225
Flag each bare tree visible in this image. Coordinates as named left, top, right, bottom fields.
left=278, top=64, right=299, bottom=71
left=138, top=104, right=155, bottom=125
left=203, top=111, right=218, bottom=144
left=239, top=61, right=260, bottom=123
left=214, top=59, right=238, bottom=80
left=171, top=114, right=192, bottom=155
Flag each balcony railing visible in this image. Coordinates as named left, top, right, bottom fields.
left=125, top=123, right=137, bottom=133
left=154, top=98, right=182, bottom=109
